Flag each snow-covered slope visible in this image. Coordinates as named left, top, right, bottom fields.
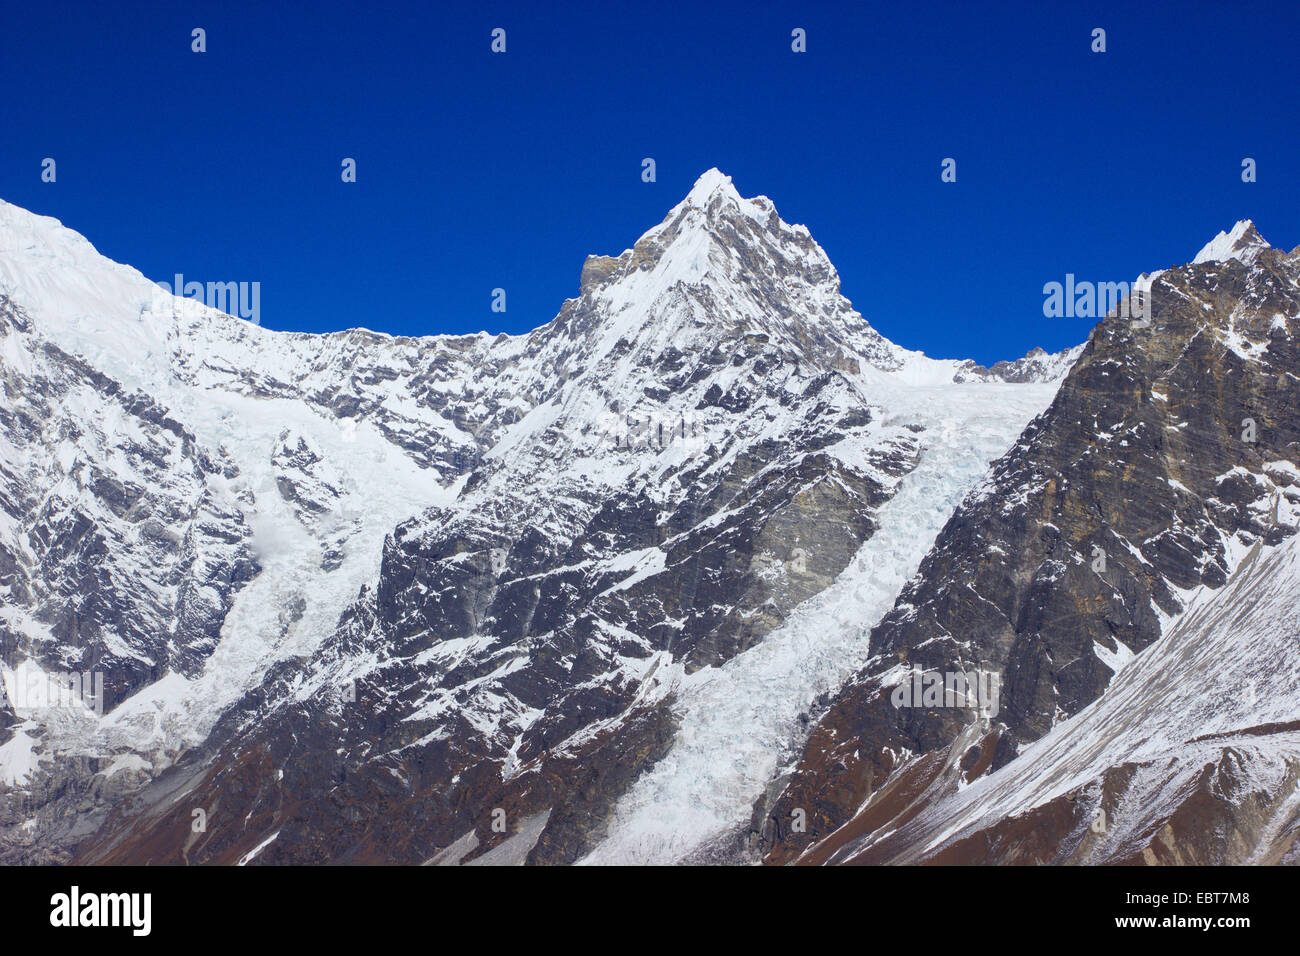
left=0, top=203, right=468, bottom=858
left=0, top=315, right=458, bottom=864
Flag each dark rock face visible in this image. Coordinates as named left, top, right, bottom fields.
left=795, top=535, right=1300, bottom=867
left=761, top=244, right=1300, bottom=864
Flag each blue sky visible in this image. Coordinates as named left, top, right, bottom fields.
left=2, top=0, right=1297, bottom=365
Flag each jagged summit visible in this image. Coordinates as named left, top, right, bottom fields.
left=681, top=167, right=743, bottom=208
left=561, top=166, right=916, bottom=379
left=1194, top=219, right=1270, bottom=266
left=636, top=168, right=790, bottom=248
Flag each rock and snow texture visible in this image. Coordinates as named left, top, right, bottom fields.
left=0, top=295, right=257, bottom=709
left=2, top=175, right=1288, bottom=867
left=763, top=216, right=1300, bottom=866
left=951, top=345, right=1085, bottom=385
left=815, top=535, right=1300, bottom=865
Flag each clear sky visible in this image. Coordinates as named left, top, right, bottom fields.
left=2, top=0, right=1297, bottom=365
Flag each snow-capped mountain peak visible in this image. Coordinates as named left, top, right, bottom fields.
left=681, top=166, right=744, bottom=209
left=564, top=169, right=921, bottom=385
left=1193, top=218, right=1270, bottom=266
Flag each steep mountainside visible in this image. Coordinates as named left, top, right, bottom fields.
left=761, top=221, right=1300, bottom=865
left=817, top=534, right=1300, bottom=866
